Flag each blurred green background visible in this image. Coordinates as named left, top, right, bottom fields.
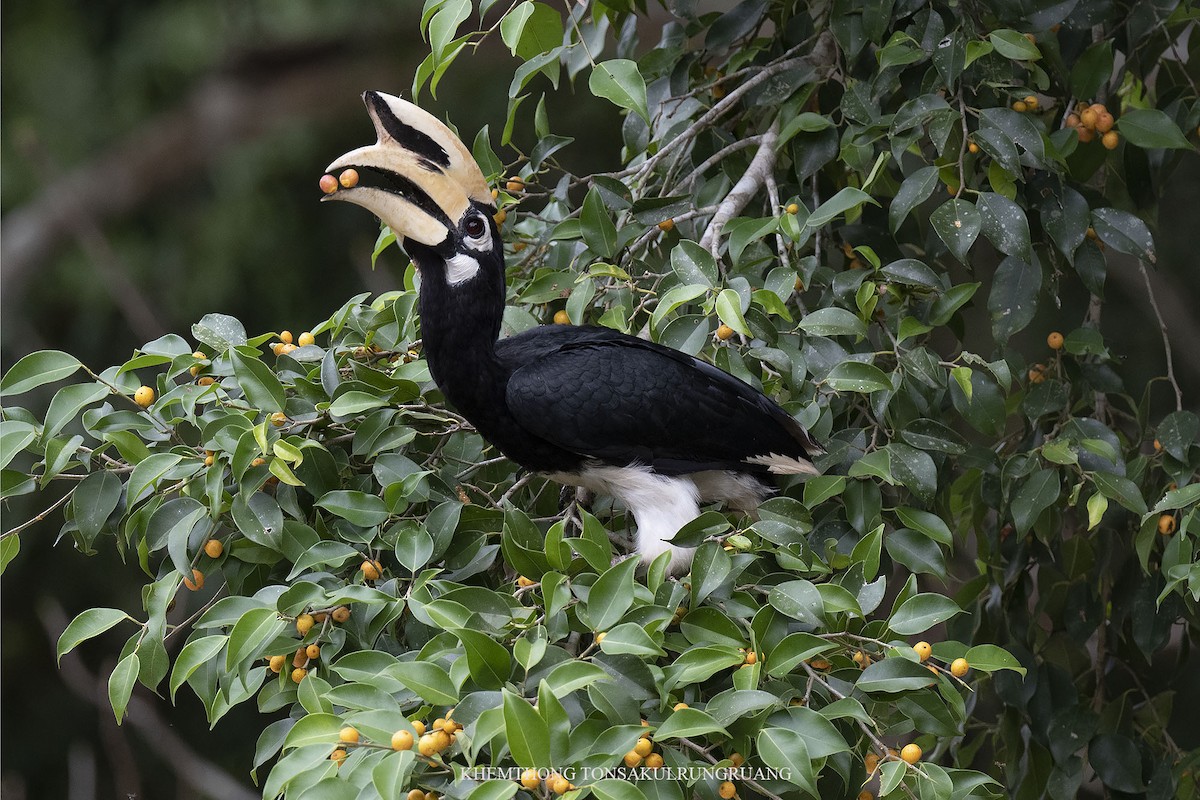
left=2, top=1, right=1197, bottom=798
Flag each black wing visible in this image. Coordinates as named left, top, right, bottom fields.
left=502, top=333, right=821, bottom=475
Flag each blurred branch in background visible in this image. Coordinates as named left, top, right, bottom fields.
left=2, top=40, right=395, bottom=338
left=39, top=601, right=258, bottom=800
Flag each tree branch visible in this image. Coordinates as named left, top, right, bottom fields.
left=699, top=118, right=780, bottom=259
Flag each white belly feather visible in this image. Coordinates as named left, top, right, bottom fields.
left=546, top=464, right=771, bottom=573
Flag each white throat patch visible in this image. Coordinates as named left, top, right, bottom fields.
left=445, top=253, right=481, bottom=285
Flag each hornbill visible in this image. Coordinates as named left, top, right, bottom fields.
left=323, top=91, right=823, bottom=572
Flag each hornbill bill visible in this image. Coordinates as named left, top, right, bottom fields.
left=323, top=91, right=823, bottom=572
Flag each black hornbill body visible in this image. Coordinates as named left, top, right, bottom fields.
left=325, top=91, right=822, bottom=571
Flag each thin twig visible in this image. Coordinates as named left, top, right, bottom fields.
left=672, top=135, right=766, bottom=195
left=1138, top=261, right=1183, bottom=411
left=499, top=471, right=535, bottom=506
left=2, top=489, right=74, bottom=539
left=676, top=737, right=784, bottom=800
left=627, top=57, right=806, bottom=183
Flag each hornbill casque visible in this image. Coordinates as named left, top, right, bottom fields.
left=323, top=91, right=823, bottom=572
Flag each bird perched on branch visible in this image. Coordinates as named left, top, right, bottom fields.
left=322, top=91, right=822, bottom=572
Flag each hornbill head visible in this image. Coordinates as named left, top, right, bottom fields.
left=322, top=91, right=499, bottom=271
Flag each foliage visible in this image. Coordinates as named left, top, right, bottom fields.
left=4, top=1, right=1200, bottom=799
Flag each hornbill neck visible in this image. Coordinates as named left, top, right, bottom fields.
left=409, top=239, right=509, bottom=416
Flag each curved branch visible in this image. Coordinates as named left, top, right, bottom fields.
left=699, top=118, right=780, bottom=258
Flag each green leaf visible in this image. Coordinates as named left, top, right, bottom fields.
left=1088, top=733, right=1145, bottom=793
left=0, top=421, right=36, bottom=470
left=650, top=284, right=708, bottom=332
left=889, top=167, right=939, bottom=234
left=369, top=751, right=416, bottom=798
left=977, top=192, right=1032, bottom=261
left=757, top=728, right=818, bottom=794
left=499, top=1, right=561, bottom=60
left=108, top=652, right=139, bottom=724
left=582, top=556, right=638, bottom=632
left=768, top=580, right=825, bottom=626
left=988, top=29, right=1041, bottom=61
left=231, top=351, right=286, bottom=412
left=804, top=475, right=846, bottom=507
left=1012, top=468, right=1060, bottom=534
left=428, top=0, right=470, bottom=62
left=824, top=361, right=892, bottom=393
left=389, top=661, right=458, bottom=705
left=191, top=313, right=247, bottom=351
left=0, top=535, right=19, bottom=575
left=806, top=187, right=878, bottom=229
left=225, top=607, right=286, bottom=671
left=881, top=258, right=940, bottom=288
left=327, top=391, right=388, bottom=416
left=581, top=187, right=618, bottom=259
left=714, top=288, right=750, bottom=336
left=543, top=661, right=611, bottom=696
left=469, top=781, right=521, bottom=800
left=670, top=240, right=719, bottom=288
left=170, top=635, right=226, bottom=701
left=653, top=708, right=729, bottom=740
left=1070, top=40, right=1113, bottom=99
left=1, top=350, right=82, bottom=396
left=590, top=780, right=648, bottom=800
left=58, top=607, right=130, bottom=663
left=889, top=443, right=938, bottom=500
left=43, top=382, right=110, bottom=440
left=798, top=308, right=868, bottom=338
left=767, top=633, right=837, bottom=676
left=777, top=112, right=833, bottom=146
left=598, top=622, right=666, bottom=658
left=1117, top=108, right=1192, bottom=149
left=663, top=646, right=743, bottom=690
left=895, top=508, right=953, bottom=546
left=963, top=644, right=1026, bottom=675
left=1090, top=208, right=1156, bottom=263
left=73, top=470, right=123, bottom=540
left=1156, top=411, right=1198, bottom=461
left=126, top=452, right=184, bottom=505
left=456, top=628, right=511, bottom=689
left=1087, top=492, right=1108, bottom=530
left=885, top=528, right=946, bottom=576
left=783, top=705, right=852, bottom=757
left=988, top=256, right=1041, bottom=341
left=878, top=760, right=906, bottom=795
left=1092, top=471, right=1147, bottom=515
left=856, top=656, right=937, bottom=692
left=1151, top=482, right=1200, bottom=515
left=589, top=60, right=649, bottom=124
left=283, top=712, right=344, bottom=749
left=316, top=490, right=390, bottom=527
left=890, top=593, right=962, bottom=635
left=930, top=198, right=981, bottom=263
left=503, top=689, right=550, bottom=767
left=901, top=419, right=968, bottom=454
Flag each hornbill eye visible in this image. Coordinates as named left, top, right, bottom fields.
left=464, top=215, right=487, bottom=239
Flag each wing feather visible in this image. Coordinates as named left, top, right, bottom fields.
left=503, top=335, right=820, bottom=475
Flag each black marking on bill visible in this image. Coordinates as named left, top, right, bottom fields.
left=365, top=91, right=452, bottom=172
left=368, top=168, right=454, bottom=229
